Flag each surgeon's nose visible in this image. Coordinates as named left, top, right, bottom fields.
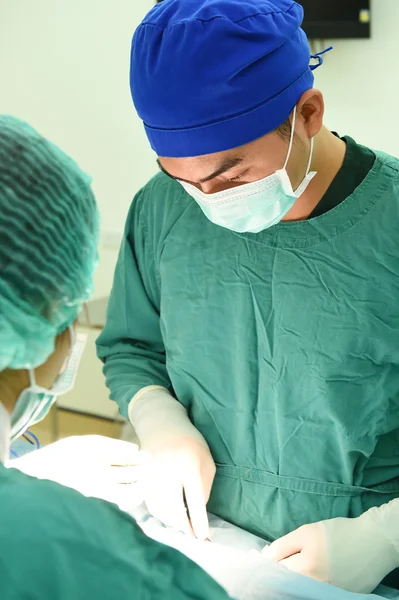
left=199, top=180, right=242, bottom=195
left=199, top=181, right=217, bottom=194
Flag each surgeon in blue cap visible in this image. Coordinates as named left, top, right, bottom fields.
left=97, top=0, right=399, bottom=594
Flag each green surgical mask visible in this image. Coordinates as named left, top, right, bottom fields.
left=179, top=106, right=317, bottom=233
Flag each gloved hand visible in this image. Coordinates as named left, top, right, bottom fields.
left=9, top=435, right=141, bottom=507
left=129, top=386, right=215, bottom=540
left=262, top=499, right=399, bottom=594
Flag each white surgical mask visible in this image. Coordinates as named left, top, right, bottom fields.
left=179, top=106, right=317, bottom=233
left=9, top=326, right=86, bottom=442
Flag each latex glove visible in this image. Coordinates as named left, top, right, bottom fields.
left=263, top=499, right=399, bottom=594
left=9, top=435, right=141, bottom=507
left=129, top=386, right=215, bottom=540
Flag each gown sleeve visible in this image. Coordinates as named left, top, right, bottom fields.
left=0, top=466, right=231, bottom=600
left=96, top=185, right=172, bottom=419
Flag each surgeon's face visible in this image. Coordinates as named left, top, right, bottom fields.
left=158, top=91, right=323, bottom=195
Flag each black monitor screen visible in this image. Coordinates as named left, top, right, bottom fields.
left=297, top=1, right=371, bottom=39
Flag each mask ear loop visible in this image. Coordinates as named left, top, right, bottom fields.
left=29, top=324, right=76, bottom=389
left=58, top=325, right=76, bottom=376
left=293, top=137, right=316, bottom=198
left=68, top=324, right=76, bottom=350
left=283, top=106, right=297, bottom=171
left=283, top=105, right=315, bottom=177
left=305, top=137, right=315, bottom=176
left=28, top=369, right=37, bottom=389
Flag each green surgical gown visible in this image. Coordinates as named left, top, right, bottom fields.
left=97, top=150, right=399, bottom=565
left=0, top=464, right=230, bottom=599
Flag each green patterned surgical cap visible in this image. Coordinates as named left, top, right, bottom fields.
left=0, top=116, right=99, bottom=370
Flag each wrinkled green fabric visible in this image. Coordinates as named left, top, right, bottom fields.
left=97, top=151, right=399, bottom=583
left=0, top=464, right=230, bottom=599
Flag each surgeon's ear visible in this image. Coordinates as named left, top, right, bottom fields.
left=297, top=89, right=324, bottom=139
left=35, top=324, right=75, bottom=389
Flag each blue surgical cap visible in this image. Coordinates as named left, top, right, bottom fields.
left=130, top=0, right=315, bottom=158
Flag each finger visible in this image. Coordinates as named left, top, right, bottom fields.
left=265, top=528, right=305, bottom=561
left=184, top=472, right=209, bottom=540
left=279, top=553, right=305, bottom=573
left=279, top=554, right=324, bottom=582
left=108, top=465, right=141, bottom=484
left=111, top=482, right=146, bottom=513
left=145, top=475, right=192, bottom=536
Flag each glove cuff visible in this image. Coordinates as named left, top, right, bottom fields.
left=128, top=386, right=208, bottom=451
left=362, top=499, right=399, bottom=571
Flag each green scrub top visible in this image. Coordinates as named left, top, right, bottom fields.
left=0, top=464, right=230, bottom=599
left=97, top=143, right=399, bottom=585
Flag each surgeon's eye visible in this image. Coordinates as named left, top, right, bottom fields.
left=225, top=170, right=248, bottom=183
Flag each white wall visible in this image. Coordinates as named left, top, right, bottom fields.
left=314, top=0, right=399, bottom=158
left=1, top=0, right=398, bottom=300
left=0, top=0, right=156, bottom=298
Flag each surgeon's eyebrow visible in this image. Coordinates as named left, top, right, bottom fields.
left=157, top=157, right=244, bottom=184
